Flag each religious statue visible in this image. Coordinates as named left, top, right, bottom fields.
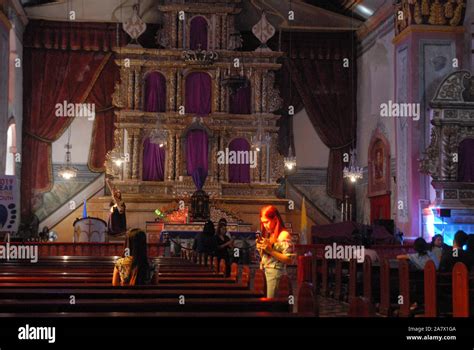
left=106, top=178, right=127, bottom=235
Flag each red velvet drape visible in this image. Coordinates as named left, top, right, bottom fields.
left=21, top=21, right=126, bottom=218
left=21, top=49, right=109, bottom=216
left=370, top=194, right=391, bottom=224
left=280, top=32, right=357, bottom=200
left=87, top=55, right=120, bottom=172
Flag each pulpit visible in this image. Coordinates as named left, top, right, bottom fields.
left=73, top=217, right=107, bottom=243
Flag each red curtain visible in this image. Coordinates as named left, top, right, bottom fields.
left=370, top=194, right=391, bottom=224
left=87, top=55, right=119, bottom=172
left=21, top=49, right=110, bottom=217
left=21, top=21, right=126, bottom=218
left=279, top=32, right=357, bottom=200
left=24, top=20, right=127, bottom=51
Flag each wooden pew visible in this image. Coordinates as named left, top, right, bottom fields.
left=452, top=262, right=470, bottom=317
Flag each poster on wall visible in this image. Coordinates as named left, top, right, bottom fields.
left=0, top=176, right=18, bottom=234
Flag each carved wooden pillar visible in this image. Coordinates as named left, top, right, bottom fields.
left=125, top=129, right=133, bottom=180
left=166, top=69, right=177, bottom=112
left=261, top=70, right=268, bottom=113
left=216, top=68, right=221, bottom=113
left=254, top=70, right=262, bottom=113
left=176, top=133, right=182, bottom=179
left=212, top=70, right=219, bottom=113
left=171, top=11, right=178, bottom=48
left=261, top=140, right=268, bottom=183
left=176, top=71, right=183, bottom=112
left=178, top=16, right=183, bottom=49
left=127, top=70, right=134, bottom=109
left=221, top=14, right=227, bottom=50
left=220, top=72, right=226, bottom=112
left=134, top=67, right=141, bottom=110
left=131, top=129, right=140, bottom=180
left=215, top=14, right=221, bottom=50
left=165, top=131, right=176, bottom=181
left=210, top=136, right=217, bottom=182
left=222, top=134, right=228, bottom=182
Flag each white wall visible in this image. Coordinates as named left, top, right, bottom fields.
left=52, top=116, right=94, bottom=164
left=293, top=108, right=329, bottom=168
left=356, top=29, right=396, bottom=167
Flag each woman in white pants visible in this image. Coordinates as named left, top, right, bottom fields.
left=256, top=205, right=295, bottom=298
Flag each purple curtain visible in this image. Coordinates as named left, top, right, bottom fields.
left=230, top=85, right=251, bottom=114
left=145, top=72, right=166, bottom=112
left=190, top=16, right=208, bottom=50
left=143, top=137, right=165, bottom=181
left=228, top=138, right=251, bottom=183
left=186, top=129, right=208, bottom=189
left=185, top=72, right=211, bottom=115
left=458, top=138, right=474, bottom=182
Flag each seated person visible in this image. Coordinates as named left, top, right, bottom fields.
left=430, top=234, right=448, bottom=264
left=397, top=237, right=439, bottom=270
left=193, top=220, right=218, bottom=258
left=214, top=218, right=234, bottom=276
left=112, top=229, right=154, bottom=286
left=439, top=230, right=470, bottom=272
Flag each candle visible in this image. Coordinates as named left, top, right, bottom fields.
left=179, top=175, right=183, bottom=182
left=341, top=204, right=344, bottom=222
left=349, top=204, right=352, bottom=222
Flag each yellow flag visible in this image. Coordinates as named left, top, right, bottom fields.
left=300, top=197, right=309, bottom=244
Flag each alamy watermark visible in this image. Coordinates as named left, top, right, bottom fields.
left=324, top=243, right=365, bottom=263
left=55, top=101, right=96, bottom=120
left=18, top=324, right=55, bottom=343
left=380, top=100, right=420, bottom=121
left=216, top=148, right=257, bottom=168
left=0, top=241, right=38, bottom=263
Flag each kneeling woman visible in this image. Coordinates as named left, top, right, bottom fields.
left=112, top=229, right=154, bottom=286
left=256, top=205, right=295, bottom=298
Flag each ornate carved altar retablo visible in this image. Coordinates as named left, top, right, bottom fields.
left=420, top=70, right=474, bottom=207
left=106, top=0, right=285, bottom=207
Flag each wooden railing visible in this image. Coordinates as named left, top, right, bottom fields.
left=0, top=242, right=169, bottom=258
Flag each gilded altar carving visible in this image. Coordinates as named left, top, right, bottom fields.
left=420, top=127, right=440, bottom=179
left=107, top=0, right=284, bottom=200
left=421, top=70, right=474, bottom=206
left=266, top=71, right=283, bottom=113
left=395, top=0, right=466, bottom=35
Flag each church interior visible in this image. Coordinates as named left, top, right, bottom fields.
left=0, top=0, right=474, bottom=339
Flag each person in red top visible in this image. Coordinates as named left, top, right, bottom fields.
left=256, top=205, right=295, bottom=298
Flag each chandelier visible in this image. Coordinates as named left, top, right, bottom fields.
left=251, top=116, right=271, bottom=152
left=284, top=145, right=297, bottom=172
left=343, top=149, right=363, bottom=183
left=58, top=127, right=78, bottom=180
left=182, top=44, right=219, bottom=65
left=149, top=117, right=167, bottom=148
